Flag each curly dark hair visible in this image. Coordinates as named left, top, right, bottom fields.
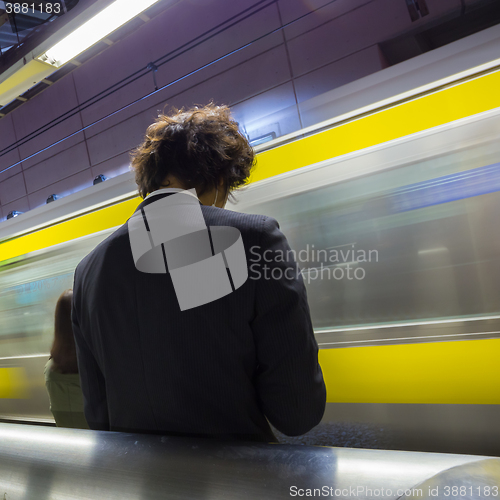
left=130, top=103, right=255, bottom=199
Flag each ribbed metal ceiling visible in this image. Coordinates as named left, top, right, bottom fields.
left=0, top=0, right=78, bottom=57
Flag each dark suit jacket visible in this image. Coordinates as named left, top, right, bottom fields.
left=72, top=192, right=326, bottom=442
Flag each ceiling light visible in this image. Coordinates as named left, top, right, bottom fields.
left=7, top=211, right=23, bottom=220
left=37, top=0, right=161, bottom=68
left=93, top=174, right=107, bottom=185
left=46, top=194, right=59, bottom=204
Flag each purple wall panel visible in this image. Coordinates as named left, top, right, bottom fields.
left=17, top=120, right=86, bottom=172
left=86, top=42, right=291, bottom=168
left=295, top=45, right=388, bottom=104
left=1, top=195, right=30, bottom=215
left=0, top=172, right=27, bottom=206
left=233, top=82, right=302, bottom=139
left=279, top=0, right=370, bottom=39
left=13, top=76, right=86, bottom=170
left=232, top=80, right=297, bottom=126
left=0, top=115, right=23, bottom=184
left=23, top=142, right=91, bottom=194
left=75, top=2, right=282, bottom=137
left=91, top=151, right=132, bottom=181
left=12, top=76, right=81, bottom=139
left=73, top=0, right=271, bottom=105
left=0, top=151, right=23, bottom=184
left=78, top=73, right=155, bottom=139
left=197, top=44, right=292, bottom=105
left=27, top=168, right=94, bottom=211
left=285, top=0, right=408, bottom=77
left=86, top=108, right=155, bottom=166
left=149, top=12, right=284, bottom=104
left=0, top=114, right=18, bottom=152
left=285, top=0, right=460, bottom=78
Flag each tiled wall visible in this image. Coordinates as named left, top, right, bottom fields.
left=0, top=0, right=462, bottom=220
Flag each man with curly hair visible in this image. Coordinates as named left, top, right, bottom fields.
left=72, top=103, right=326, bottom=442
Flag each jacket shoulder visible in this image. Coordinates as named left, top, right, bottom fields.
left=75, top=208, right=277, bottom=276
left=201, top=206, right=275, bottom=235
left=75, top=223, right=130, bottom=275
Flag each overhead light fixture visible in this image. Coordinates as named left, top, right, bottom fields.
left=7, top=211, right=23, bottom=220
left=46, top=194, right=59, bottom=204
left=93, top=174, right=108, bottom=185
left=0, top=60, right=55, bottom=106
left=37, top=0, right=161, bottom=68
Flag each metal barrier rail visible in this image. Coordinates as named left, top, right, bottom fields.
left=0, top=423, right=498, bottom=499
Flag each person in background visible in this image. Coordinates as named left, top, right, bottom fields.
left=44, top=289, right=89, bottom=429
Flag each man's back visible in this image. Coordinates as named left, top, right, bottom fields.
left=72, top=196, right=326, bottom=442
left=73, top=102, right=325, bottom=442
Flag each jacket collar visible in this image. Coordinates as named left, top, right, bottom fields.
left=134, top=188, right=201, bottom=213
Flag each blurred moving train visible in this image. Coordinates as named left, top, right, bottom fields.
left=1, top=27, right=500, bottom=456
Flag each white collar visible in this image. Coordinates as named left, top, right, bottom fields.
left=144, top=188, right=199, bottom=202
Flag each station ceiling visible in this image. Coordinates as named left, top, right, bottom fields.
left=0, top=0, right=499, bottom=119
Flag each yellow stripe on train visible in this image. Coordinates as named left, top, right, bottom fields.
left=250, top=69, right=500, bottom=183
left=0, top=198, right=140, bottom=264
left=0, top=367, right=30, bottom=399
left=319, top=338, right=500, bottom=404
left=2, top=69, right=500, bottom=262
